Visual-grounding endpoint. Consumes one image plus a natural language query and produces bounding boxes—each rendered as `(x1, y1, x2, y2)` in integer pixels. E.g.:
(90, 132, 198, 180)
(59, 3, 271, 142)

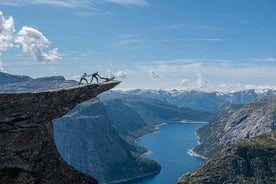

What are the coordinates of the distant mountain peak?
(0, 72, 78, 92)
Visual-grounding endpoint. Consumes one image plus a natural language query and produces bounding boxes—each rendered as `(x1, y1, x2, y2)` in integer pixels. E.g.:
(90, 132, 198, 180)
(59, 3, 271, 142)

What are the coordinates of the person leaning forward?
(90, 72, 101, 83)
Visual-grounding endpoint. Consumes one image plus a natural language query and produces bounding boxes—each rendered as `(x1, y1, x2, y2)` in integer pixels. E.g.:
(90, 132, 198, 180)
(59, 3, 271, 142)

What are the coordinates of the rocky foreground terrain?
(0, 81, 119, 184)
(175, 130, 276, 184)
(175, 95, 276, 184)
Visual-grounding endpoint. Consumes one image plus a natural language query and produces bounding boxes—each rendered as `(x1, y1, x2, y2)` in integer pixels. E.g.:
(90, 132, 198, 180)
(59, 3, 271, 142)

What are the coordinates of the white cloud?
(0, 0, 148, 8)
(255, 57, 276, 62)
(72, 74, 81, 81)
(180, 78, 190, 86)
(195, 74, 208, 89)
(0, 11, 15, 51)
(113, 70, 127, 78)
(150, 70, 163, 80)
(15, 26, 59, 62)
(107, 0, 147, 7)
(0, 60, 4, 71)
(33, 0, 85, 8)
(0, 0, 93, 8)
(110, 59, 276, 91)
(0, 0, 23, 6)
(106, 69, 127, 78)
(133, 58, 276, 90)
(198, 38, 223, 42)
(165, 23, 225, 32)
(0, 11, 59, 63)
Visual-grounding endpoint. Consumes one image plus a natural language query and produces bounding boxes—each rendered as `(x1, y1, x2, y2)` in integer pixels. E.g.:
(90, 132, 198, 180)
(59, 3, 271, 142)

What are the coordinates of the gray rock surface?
(175, 131, 276, 184)
(194, 95, 276, 157)
(0, 81, 120, 184)
(54, 98, 161, 184)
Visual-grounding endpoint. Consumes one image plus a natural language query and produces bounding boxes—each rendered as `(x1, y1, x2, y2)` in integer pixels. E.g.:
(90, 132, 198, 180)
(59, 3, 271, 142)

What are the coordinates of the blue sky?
(0, 0, 276, 91)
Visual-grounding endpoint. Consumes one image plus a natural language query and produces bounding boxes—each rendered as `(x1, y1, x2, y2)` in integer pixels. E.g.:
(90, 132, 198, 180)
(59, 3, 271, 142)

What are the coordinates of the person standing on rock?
(90, 72, 101, 83)
(79, 73, 90, 84)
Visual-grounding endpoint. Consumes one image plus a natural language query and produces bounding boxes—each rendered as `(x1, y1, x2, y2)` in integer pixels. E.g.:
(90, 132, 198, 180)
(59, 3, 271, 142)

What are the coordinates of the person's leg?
(96, 76, 99, 83)
(84, 78, 88, 84)
(79, 78, 83, 84)
(90, 77, 93, 83)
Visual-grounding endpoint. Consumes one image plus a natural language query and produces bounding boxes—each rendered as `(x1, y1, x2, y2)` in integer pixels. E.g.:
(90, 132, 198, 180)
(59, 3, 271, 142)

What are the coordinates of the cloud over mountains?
(16, 26, 59, 62)
(0, 11, 15, 51)
(0, 11, 59, 63)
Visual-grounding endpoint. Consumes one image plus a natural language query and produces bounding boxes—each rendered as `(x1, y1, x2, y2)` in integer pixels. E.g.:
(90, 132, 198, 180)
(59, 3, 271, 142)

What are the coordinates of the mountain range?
(0, 72, 77, 92)
(124, 88, 276, 113)
(1, 72, 275, 184)
(0, 72, 214, 183)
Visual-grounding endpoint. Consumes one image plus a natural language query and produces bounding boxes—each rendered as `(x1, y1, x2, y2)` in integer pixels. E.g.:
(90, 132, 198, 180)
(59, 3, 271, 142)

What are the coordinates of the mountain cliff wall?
(193, 95, 276, 157)
(0, 81, 120, 184)
(175, 131, 276, 184)
(54, 98, 161, 184)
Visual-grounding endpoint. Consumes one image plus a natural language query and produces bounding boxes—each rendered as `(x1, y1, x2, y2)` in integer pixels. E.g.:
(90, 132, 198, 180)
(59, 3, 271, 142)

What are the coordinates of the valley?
(1, 72, 275, 184)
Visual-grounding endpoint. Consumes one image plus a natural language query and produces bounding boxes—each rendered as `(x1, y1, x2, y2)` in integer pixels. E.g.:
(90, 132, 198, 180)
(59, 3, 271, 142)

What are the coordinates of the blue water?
(135, 122, 205, 184)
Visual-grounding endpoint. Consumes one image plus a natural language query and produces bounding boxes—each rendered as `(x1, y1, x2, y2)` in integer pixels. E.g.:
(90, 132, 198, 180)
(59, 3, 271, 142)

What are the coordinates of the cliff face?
(0, 81, 120, 184)
(175, 131, 276, 184)
(54, 98, 161, 184)
(193, 95, 276, 157)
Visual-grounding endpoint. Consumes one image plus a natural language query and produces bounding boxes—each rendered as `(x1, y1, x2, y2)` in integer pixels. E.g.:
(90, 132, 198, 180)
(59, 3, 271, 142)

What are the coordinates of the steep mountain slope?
(54, 94, 214, 183)
(193, 95, 276, 157)
(175, 131, 276, 184)
(54, 98, 161, 184)
(100, 92, 215, 141)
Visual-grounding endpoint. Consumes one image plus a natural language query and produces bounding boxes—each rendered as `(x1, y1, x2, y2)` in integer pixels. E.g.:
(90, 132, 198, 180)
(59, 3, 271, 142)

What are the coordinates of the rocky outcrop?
(193, 95, 276, 157)
(175, 130, 276, 184)
(0, 81, 120, 184)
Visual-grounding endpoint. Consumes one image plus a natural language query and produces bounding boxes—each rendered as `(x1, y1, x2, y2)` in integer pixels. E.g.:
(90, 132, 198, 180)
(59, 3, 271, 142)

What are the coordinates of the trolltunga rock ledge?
(0, 81, 120, 184)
